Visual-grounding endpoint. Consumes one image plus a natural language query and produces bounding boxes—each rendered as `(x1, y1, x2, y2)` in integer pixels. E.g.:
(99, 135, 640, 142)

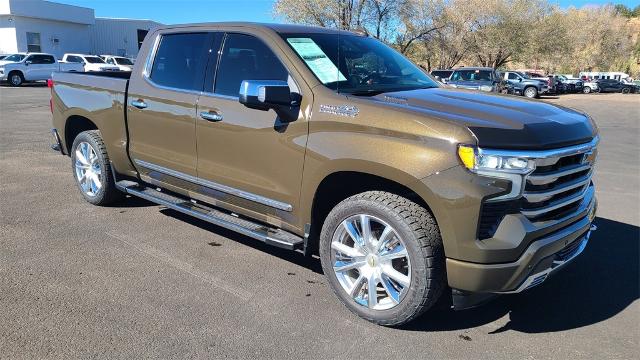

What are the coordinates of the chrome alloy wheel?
(74, 141, 102, 197)
(331, 214, 411, 310)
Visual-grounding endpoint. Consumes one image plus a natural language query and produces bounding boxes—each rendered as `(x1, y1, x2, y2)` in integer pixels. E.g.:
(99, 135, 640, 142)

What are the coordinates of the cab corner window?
(214, 33, 288, 97)
(149, 33, 212, 91)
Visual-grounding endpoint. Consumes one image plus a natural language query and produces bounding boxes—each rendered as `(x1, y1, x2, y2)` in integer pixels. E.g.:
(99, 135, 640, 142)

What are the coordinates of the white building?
(0, 0, 161, 58)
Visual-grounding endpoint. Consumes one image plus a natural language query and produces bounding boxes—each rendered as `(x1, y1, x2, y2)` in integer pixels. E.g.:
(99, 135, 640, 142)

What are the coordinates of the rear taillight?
(48, 79, 54, 114)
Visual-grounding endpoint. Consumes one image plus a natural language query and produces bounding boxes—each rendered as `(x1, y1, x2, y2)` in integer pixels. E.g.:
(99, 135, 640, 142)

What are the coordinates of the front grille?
(477, 140, 596, 239)
(521, 147, 596, 223)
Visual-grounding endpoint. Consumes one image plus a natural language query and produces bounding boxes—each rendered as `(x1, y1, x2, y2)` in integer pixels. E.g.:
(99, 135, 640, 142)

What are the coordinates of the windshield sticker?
(287, 38, 347, 84)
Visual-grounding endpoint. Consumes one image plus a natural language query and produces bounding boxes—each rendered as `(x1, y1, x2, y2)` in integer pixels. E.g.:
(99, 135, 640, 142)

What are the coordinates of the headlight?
(479, 85, 493, 92)
(458, 145, 534, 173)
(458, 144, 536, 200)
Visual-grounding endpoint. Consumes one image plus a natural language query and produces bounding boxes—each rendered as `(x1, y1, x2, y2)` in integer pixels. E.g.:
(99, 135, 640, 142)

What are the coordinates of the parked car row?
(0, 52, 134, 86)
(431, 68, 638, 98)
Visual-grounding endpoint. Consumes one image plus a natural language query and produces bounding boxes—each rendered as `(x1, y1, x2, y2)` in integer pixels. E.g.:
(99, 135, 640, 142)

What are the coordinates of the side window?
(508, 73, 519, 80)
(28, 55, 53, 64)
(149, 32, 212, 91)
(67, 56, 81, 63)
(215, 33, 288, 97)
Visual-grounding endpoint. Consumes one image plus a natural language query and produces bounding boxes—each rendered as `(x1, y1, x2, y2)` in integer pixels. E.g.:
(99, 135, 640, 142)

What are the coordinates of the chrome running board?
(115, 180, 304, 250)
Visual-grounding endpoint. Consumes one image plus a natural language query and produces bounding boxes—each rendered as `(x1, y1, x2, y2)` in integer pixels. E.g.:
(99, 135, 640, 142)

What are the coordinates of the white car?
(100, 55, 135, 71)
(582, 80, 599, 94)
(0, 53, 83, 86)
(61, 54, 121, 72)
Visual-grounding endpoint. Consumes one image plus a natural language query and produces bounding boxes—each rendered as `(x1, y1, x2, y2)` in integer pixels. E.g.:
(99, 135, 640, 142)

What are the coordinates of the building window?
(26, 32, 41, 52)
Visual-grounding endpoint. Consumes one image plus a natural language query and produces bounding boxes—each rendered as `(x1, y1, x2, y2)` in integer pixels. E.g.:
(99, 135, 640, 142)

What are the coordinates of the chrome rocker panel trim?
(133, 159, 293, 212)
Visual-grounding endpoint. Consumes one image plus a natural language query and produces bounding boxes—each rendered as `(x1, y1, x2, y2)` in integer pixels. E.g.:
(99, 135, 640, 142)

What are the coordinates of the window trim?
(206, 31, 297, 100)
(142, 32, 215, 95)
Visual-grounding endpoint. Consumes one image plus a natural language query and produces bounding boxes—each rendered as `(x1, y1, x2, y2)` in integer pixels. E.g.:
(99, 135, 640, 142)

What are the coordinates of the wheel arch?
(64, 115, 98, 154)
(303, 162, 443, 255)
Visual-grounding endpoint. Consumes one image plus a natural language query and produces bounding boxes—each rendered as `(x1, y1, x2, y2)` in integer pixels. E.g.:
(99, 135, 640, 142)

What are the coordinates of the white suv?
(61, 54, 121, 72)
(0, 53, 83, 86)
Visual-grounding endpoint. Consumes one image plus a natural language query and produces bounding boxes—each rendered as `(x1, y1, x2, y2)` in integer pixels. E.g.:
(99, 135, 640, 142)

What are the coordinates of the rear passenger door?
(194, 32, 309, 230)
(127, 31, 216, 185)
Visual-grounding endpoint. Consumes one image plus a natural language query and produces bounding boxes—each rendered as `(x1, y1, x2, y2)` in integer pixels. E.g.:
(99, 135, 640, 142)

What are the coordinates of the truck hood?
(0, 60, 18, 66)
(369, 87, 596, 149)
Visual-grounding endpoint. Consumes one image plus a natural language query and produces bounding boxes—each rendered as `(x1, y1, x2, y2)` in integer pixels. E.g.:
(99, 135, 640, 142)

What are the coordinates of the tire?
(622, 88, 630, 94)
(70, 130, 124, 206)
(8, 71, 23, 87)
(582, 86, 591, 94)
(524, 86, 538, 98)
(319, 191, 445, 326)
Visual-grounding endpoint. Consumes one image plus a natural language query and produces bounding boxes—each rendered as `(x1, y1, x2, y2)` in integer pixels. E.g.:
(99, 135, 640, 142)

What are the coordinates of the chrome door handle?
(131, 99, 147, 109)
(200, 111, 223, 122)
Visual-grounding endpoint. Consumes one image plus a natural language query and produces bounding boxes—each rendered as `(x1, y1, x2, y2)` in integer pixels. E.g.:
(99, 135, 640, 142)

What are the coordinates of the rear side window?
(214, 33, 288, 97)
(66, 55, 82, 63)
(150, 33, 212, 91)
(29, 55, 55, 64)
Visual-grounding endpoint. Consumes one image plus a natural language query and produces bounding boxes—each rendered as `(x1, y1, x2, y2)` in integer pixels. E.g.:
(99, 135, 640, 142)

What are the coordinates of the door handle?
(200, 111, 223, 122)
(131, 99, 147, 109)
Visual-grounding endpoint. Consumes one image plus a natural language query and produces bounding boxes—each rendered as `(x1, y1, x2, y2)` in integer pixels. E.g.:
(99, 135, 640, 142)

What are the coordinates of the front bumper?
(446, 188, 596, 293)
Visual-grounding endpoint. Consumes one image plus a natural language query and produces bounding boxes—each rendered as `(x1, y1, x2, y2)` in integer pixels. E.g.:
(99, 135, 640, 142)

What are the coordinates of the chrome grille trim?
(523, 170, 593, 203)
(521, 185, 593, 217)
(527, 163, 592, 185)
(519, 137, 598, 222)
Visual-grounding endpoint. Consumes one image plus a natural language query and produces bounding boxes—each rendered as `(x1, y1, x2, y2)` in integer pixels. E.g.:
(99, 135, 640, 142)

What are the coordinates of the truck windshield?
(450, 70, 493, 82)
(85, 56, 106, 64)
(3, 54, 26, 62)
(115, 57, 134, 65)
(280, 33, 438, 95)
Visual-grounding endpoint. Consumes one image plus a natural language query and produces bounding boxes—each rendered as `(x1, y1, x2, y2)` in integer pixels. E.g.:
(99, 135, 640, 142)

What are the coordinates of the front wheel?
(70, 130, 124, 205)
(319, 191, 445, 326)
(583, 86, 591, 94)
(524, 86, 538, 98)
(622, 88, 630, 94)
(8, 71, 23, 86)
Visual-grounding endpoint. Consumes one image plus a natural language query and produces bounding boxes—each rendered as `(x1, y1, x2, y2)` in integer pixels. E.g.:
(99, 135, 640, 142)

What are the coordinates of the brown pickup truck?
(50, 23, 598, 326)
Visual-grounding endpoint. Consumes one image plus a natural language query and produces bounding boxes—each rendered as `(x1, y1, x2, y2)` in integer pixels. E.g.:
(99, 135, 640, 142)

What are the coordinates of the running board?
(116, 181, 304, 250)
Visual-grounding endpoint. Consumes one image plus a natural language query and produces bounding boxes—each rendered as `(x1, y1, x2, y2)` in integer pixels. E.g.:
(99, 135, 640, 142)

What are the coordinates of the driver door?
(195, 32, 309, 230)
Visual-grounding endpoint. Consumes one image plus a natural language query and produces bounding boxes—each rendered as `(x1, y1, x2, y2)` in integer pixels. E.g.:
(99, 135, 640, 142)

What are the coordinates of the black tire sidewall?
(9, 72, 23, 86)
(70, 131, 112, 205)
(319, 195, 441, 325)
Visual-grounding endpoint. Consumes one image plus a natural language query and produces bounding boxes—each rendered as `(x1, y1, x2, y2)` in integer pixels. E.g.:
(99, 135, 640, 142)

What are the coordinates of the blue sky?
(52, 0, 640, 25)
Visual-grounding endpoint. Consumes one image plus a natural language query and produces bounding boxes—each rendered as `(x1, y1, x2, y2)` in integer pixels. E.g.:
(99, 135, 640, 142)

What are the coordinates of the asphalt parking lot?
(1, 85, 638, 359)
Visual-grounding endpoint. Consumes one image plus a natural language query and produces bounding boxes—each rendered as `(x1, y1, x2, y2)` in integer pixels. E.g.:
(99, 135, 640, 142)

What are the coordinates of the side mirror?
(239, 80, 300, 122)
(25, 60, 32, 66)
(518, 78, 522, 82)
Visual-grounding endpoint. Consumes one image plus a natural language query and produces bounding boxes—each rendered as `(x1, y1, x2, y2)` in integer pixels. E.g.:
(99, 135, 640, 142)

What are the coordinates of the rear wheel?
(319, 191, 445, 326)
(582, 86, 591, 94)
(524, 86, 538, 98)
(8, 71, 23, 87)
(71, 130, 124, 206)
(622, 87, 630, 94)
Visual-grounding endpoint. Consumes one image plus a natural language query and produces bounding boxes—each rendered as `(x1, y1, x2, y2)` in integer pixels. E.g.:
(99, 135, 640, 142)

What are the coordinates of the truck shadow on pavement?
(158, 209, 638, 333)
